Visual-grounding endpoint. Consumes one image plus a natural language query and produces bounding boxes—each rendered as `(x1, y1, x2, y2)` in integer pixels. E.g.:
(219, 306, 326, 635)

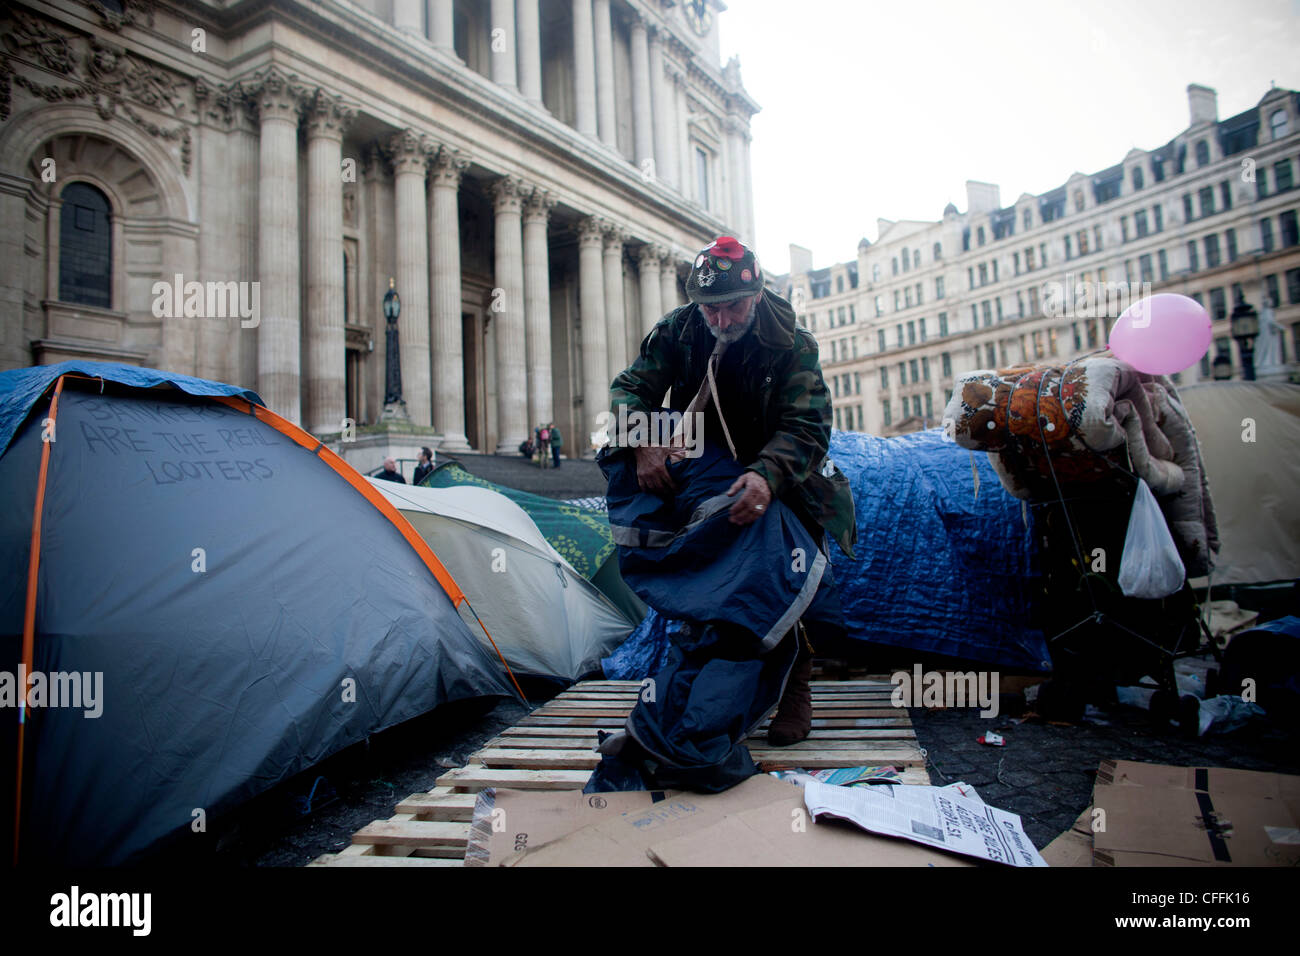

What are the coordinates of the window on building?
(978, 263, 988, 285)
(1023, 208, 1032, 230)
(1132, 166, 1145, 191)
(1286, 268, 1300, 304)
(981, 301, 992, 327)
(913, 250, 921, 269)
(1277, 160, 1296, 193)
(1220, 181, 1233, 212)
(838, 306, 846, 326)
(1078, 229, 1090, 255)
(1025, 247, 1036, 271)
(996, 297, 1004, 322)
(938, 312, 949, 336)
(1158, 249, 1169, 280)
(925, 393, 933, 418)
(1198, 186, 1215, 218)
(968, 266, 975, 289)
(1124, 259, 1133, 283)
(985, 343, 997, 366)
(904, 287, 913, 308)
(1133, 210, 1148, 239)
(877, 329, 886, 351)
(921, 356, 930, 381)
(935, 276, 945, 299)
(1283, 210, 1300, 247)
(913, 395, 923, 418)
(695, 147, 710, 208)
(977, 226, 986, 246)
(970, 304, 978, 326)
(1153, 204, 1163, 233)
(933, 241, 942, 260)
(1271, 109, 1290, 141)
(1013, 252, 1021, 275)
(1225, 228, 1238, 262)
(1064, 235, 1073, 259)
(907, 321, 916, 345)
(892, 257, 899, 276)
(880, 366, 888, 388)
(919, 317, 927, 341)
(1072, 322, 1082, 351)
(909, 358, 919, 382)
(1183, 193, 1194, 222)
(897, 323, 904, 347)
(882, 399, 892, 427)
(1040, 243, 1048, 267)
(941, 352, 951, 377)
(1028, 286, 1040, 314)
(1210, 287, 1227, 319)
(916, 282, 923, 305)
(902, 252, 910, 273)
(894, 289, 901, 310)
(1204, 234, 1221, 269)
(850, 305, 857, 323)
(58, 182, 113, 308)
(1187, 239, 1200, 272)
(1195, 139, 1210, 167)
(1139, 254, 1154, 283)
(1261, 217, 1275, 253)
(1120, 216, 1130, 242)
(1073, 188, 1085, 212)
(836, 276, 844, 293)
(875, 295, 883, 317)
(1264, 273, 1280, 307)
(1152, 156, 1166, 182)
(898, 361, 907, 384)
(1258, 167, 1271, 200)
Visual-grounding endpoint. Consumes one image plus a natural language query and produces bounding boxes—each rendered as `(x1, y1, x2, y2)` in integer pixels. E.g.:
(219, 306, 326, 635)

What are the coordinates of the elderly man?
(606, 236, 855, 750)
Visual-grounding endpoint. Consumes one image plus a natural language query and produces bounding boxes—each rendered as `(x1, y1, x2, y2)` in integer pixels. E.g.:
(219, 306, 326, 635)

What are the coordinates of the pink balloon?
(1108, 293, 1213, 375)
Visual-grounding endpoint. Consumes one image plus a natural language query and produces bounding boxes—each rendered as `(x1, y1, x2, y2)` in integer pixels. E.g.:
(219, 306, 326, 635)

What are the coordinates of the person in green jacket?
(608, 236, 856, 745)
(548, 422, 562, 468)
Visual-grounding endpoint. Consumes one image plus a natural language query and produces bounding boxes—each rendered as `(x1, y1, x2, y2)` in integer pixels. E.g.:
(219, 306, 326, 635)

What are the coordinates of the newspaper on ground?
(803, 779, 1047, 867)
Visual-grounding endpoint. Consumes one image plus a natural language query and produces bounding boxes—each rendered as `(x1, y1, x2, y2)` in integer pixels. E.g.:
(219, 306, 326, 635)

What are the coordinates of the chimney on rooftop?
(1187, 84, 1218, 127)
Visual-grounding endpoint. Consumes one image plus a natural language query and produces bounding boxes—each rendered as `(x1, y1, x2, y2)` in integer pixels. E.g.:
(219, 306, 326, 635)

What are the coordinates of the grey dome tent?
(0, 362, 518, 865)
(366, 478, 637, 681)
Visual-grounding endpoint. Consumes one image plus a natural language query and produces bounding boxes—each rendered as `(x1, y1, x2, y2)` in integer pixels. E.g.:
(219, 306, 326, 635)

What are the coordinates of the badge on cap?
(740, 269, 752, 282)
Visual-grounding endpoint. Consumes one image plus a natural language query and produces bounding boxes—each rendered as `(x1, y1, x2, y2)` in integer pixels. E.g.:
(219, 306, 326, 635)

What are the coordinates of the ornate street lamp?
(1229, 292, 1259, 382)
(381, 277, 408, 420)
(1211, 351, 1233, 380)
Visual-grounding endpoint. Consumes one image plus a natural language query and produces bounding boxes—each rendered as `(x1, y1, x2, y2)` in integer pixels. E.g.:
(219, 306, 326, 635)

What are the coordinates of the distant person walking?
(412, 447, 434, 486)
(548, 423, 562, 468)
(376, 457, 405, 483)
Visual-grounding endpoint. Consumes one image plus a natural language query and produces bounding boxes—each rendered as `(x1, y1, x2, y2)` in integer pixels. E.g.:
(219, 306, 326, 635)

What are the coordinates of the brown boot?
(767, 629, 813, 747)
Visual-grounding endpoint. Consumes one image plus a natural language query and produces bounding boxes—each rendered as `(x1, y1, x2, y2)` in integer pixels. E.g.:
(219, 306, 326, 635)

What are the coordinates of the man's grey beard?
(706, 297, 758, 343)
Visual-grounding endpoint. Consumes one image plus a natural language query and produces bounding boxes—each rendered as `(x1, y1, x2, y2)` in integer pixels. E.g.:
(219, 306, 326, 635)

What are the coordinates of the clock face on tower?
(684, 0, 713, 37)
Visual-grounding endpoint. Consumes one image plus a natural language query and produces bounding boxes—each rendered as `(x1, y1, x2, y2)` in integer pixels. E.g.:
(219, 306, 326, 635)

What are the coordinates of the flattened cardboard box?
(466, 775, 972, 867)
(1091, 760, 1300, 867)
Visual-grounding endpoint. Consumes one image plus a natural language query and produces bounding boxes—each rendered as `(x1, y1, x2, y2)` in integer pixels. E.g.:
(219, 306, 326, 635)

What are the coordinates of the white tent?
(1180, 381, 1300, 587)
(367, 478, 637, 681)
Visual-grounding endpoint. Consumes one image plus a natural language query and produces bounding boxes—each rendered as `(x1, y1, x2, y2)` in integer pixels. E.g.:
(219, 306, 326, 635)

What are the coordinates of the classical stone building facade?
(782, 84, 1300, 437)
(0, 0, 758, 455)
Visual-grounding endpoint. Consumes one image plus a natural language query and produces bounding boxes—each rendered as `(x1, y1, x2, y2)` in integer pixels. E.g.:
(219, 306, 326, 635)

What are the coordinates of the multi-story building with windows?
(783, 84, 1300, 436)
(0, 0, 757, 455)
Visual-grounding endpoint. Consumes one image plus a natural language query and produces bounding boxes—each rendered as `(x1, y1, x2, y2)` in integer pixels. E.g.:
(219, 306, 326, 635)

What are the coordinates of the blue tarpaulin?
(0, 360, 262, 459)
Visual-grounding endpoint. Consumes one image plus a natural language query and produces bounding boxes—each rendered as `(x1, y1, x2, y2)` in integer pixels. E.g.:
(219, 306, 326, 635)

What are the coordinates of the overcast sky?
(718, 0, 1300, 275)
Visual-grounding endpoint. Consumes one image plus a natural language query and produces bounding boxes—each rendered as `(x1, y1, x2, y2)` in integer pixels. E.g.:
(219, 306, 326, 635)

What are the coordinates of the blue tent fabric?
(585, 444, 841, 793)
(601, 607, 676, 680)
(827, 428, 1048, 671)
(0, 360, 262, 459)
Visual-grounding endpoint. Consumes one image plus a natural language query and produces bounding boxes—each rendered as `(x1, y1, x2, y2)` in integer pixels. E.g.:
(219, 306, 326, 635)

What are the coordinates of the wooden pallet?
(311, 678, 929, 867)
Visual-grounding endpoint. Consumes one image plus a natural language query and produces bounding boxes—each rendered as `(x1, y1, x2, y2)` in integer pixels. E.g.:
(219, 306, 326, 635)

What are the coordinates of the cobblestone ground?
(909, 700, 1300, 849)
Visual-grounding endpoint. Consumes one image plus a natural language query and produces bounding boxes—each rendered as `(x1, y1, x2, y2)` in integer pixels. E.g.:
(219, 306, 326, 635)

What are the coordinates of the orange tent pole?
(14, 374, 65, 865)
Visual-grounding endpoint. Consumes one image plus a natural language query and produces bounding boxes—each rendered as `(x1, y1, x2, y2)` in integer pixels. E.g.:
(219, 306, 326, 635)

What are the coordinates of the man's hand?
(634, 445, 675, 494)
(727, 471, 772, 525)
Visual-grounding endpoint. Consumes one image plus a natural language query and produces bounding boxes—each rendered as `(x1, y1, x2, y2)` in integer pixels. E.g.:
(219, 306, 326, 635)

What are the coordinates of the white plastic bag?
(1117, 479, 1185, 599)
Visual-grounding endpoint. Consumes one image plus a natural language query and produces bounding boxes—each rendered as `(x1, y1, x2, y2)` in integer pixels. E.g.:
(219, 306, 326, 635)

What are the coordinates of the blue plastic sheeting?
(601, 607, 676, 680)
(0, 361, 262, 459)
(828, 428, 1048, 671)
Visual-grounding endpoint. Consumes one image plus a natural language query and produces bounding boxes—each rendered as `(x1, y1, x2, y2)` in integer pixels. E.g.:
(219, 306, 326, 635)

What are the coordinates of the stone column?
(304, 89, 355, 434)
(429, 146, 472, 452)
(430, 0, 455, 49)
(491, 175, 528, 454)
(602, 223, 628, 378)
(637, 244, 664, 336)
(389, 129, 435, 427)
(490, 0, 518, 89)
(741, 131, 756, 246)
(577, 216, 607, 449)
(523, 186, 556, 431)
(630, 15, 654, 176)
(572, 0, 597, 137)
(593, 0, 616, 148)
(675, 72, 691, 202)
(253, 68, 305, 423)
(517, 0, 542, 102)
(393, 0, 422, 34)
(649, 28, 673, 189)
(659, 250, 680, 311)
